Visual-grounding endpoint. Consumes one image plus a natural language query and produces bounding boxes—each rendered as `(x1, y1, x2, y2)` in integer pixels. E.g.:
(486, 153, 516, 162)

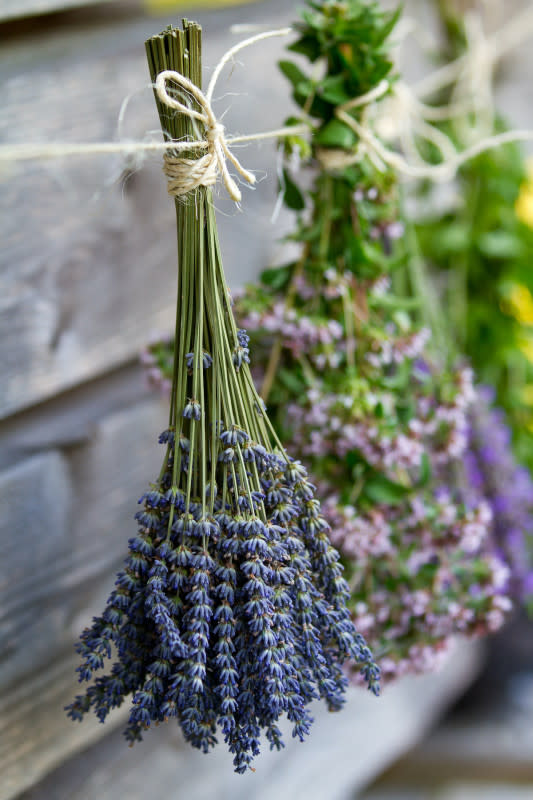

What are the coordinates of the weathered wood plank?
(0, 399, 166, 691)
(0, 362, 152, 471)
(0, 0, 110, 23)
(0, 451, 72, 689)
(15, 642, 482, 800)
(0, 399, 171, 798)
(0, 0, 295, 421)
(0, 0, 263, 25)
(0, 652, 128, 800)
(382, 683, 533, 785)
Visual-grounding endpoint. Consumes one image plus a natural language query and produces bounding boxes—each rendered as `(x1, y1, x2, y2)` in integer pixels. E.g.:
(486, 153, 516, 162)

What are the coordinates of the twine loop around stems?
(155, 69, 256, 203)
(153, 29, 293, 202)
(5, 13, 533, 192)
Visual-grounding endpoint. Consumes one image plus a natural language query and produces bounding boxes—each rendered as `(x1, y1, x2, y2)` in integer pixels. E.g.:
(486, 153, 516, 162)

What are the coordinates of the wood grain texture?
(0, 399, 167, 692)
(0, 652, 128, 800)
(16, 642, 482, 800)
(0, 398, 171, 798)
(0, 451, 72, 690)
(0, 362, 152, 471)
(0, 0, 110, 23)
(387, 682, 533, 784)
(0, 0, 296, 420)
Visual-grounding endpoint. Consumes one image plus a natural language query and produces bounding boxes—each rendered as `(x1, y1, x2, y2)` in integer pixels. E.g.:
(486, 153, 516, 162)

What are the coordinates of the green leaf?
(369, 294, 421, 310)
(346, 451, 361, 470)
(293, 218, 322, 243)
(315, 119, 357, 149)
(278, 60, 327, 114)
(278, 367, 305, 394)
(477, 231, 524, 259)
(282, 168, 305, 211)
(418, 452, 431, 487)
(278, 60, 308, 91)
(320, 75, 352, 105)
(288, 34, 322, 62)
(431, 222, 471, 256)
(261, 266, 290, 291)
(363, 474, 410, 505)
(380, 7, 403, 45)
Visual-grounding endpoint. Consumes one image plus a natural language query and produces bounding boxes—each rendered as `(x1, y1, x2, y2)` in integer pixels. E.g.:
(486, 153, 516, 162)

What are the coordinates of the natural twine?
(154, 29, 297, 202)
(317, 3, 533, 181)
(1, 28, 307, 205)
(155, 69, 256, 202)
(3, 8, 533, 199)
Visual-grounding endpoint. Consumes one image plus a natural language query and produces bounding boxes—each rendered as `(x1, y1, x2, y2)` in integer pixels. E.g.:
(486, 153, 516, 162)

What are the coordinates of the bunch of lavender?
(464, 386, 533, 604)
(66, 21, 379, 773)
(142, 2, 513, 681)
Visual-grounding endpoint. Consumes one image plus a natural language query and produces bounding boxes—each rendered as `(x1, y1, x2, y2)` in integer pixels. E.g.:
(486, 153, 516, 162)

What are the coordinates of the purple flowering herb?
(464, 386, 533, 602)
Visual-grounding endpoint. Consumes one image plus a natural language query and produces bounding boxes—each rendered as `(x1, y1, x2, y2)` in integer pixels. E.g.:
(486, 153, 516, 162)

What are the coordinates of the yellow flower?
(507, 284, 533, 326)
(519, 333, 533, 363)
(522, 385, 533, 406)
(515, 159, 533, 228)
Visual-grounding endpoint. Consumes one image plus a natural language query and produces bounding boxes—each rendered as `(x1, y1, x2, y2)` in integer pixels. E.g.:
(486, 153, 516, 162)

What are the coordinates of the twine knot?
(155, 69, 256, 203)
(206, 122, 225, 144)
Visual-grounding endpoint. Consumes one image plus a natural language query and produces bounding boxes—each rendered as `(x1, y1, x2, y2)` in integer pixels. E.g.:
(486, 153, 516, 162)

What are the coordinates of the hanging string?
(318, 3, 533, 181)
(156, 28, 299, 202)
(0, 28, 308, 204)
(2, 8, 533, 197)
(156, 69, 256, 202)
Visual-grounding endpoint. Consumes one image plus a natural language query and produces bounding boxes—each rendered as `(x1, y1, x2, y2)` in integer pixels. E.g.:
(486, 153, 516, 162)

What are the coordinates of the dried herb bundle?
(234, 0, 512, 679)
(142, 2, 515, 680)
(67, 20, 379, 773)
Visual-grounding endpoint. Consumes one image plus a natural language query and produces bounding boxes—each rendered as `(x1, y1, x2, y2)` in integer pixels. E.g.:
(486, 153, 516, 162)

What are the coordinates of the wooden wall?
(2, 0, 530, 796)
(0, 1, 296, 794)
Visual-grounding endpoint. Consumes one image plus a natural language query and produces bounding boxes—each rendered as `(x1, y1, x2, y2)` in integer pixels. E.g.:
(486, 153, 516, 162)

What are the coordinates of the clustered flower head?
(67, 18, 379, 769)
(243, 301, 344, 365)
(326, 489, 513, 682)
(464, 385, 533, 603)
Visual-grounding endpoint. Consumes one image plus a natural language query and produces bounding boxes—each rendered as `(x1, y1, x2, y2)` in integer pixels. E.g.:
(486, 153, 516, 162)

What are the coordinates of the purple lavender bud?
(183, 400, 201, 420)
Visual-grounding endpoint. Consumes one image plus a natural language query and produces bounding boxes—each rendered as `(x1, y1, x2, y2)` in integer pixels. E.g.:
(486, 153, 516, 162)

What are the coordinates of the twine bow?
(155, 70, 256, 203)
(154, 29, 292, 203)
(4, 15, 533, 192)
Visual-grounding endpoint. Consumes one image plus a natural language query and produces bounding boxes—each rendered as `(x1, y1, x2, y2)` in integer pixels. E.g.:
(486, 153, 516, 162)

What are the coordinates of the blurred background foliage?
(412, 0, 533, 471)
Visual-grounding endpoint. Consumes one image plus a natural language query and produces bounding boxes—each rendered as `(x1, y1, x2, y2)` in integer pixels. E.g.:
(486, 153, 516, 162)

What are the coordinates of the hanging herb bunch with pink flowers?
(143, 0, 516, 682)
